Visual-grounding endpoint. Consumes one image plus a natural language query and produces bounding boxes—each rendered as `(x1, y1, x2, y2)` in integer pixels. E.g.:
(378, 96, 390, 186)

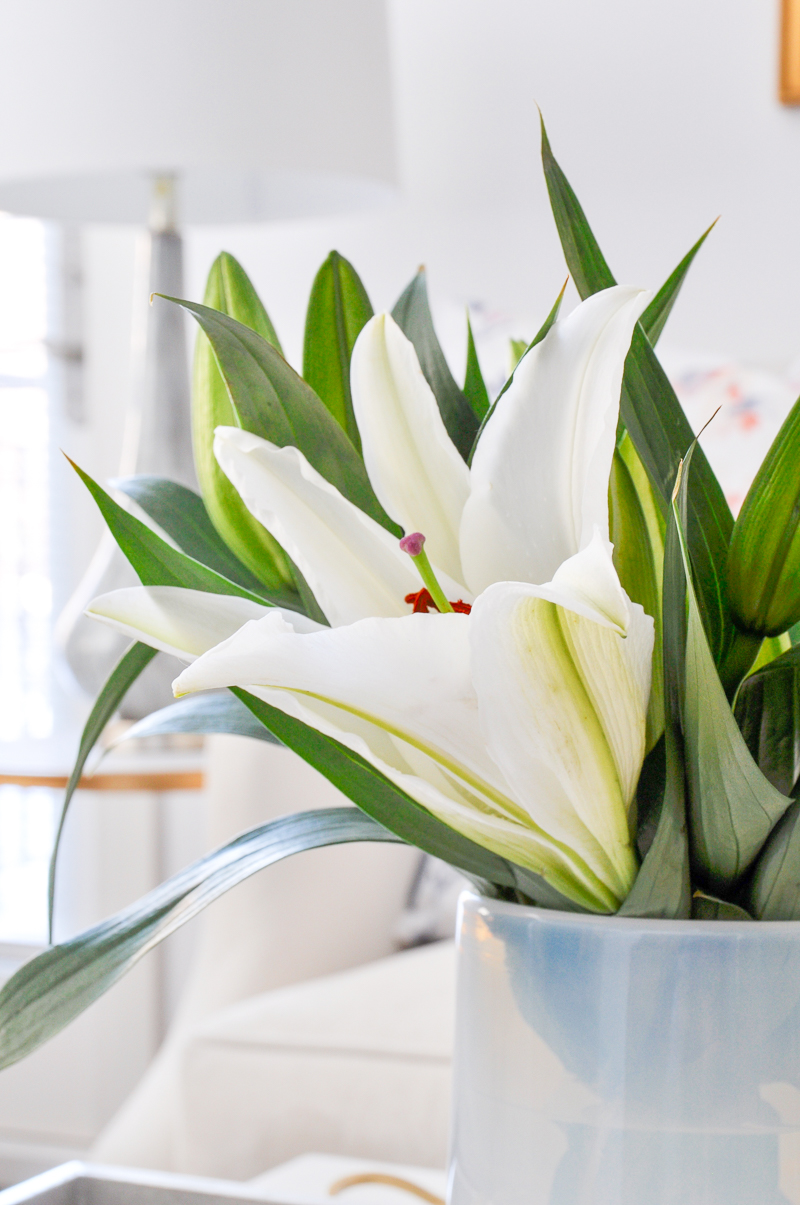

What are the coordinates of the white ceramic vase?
(450, 892, 800, 1205)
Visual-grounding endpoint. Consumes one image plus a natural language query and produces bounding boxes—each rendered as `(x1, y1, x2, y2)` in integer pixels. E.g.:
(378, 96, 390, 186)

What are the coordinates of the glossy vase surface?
(450, 892, 800, 1205)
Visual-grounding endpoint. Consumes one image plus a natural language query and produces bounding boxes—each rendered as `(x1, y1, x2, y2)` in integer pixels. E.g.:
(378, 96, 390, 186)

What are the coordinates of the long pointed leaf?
(302, 251, 373, 450)
(463, 313, 490, 420)
(540, 119, 738, 674)
(640, 220, 718, 346)
(391, 269, 479, 461)
(0, 809, 402, 1071)
(68, 458, 290, 608)
(618, 509, 691, 918)
(164, 297, 399, 537)
(48, 642, 157, 940)
(113, 475, 289, 603)
(121, 692, 282, 745)
(673, 450, 792, 891)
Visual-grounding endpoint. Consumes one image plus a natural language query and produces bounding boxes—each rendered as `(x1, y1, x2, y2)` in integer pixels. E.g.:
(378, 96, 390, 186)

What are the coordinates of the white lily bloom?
(86, 586, 321, 660)
(170, 599, 645, 911)
(350, 312, 470, 585)
(87, 285, 655, 909)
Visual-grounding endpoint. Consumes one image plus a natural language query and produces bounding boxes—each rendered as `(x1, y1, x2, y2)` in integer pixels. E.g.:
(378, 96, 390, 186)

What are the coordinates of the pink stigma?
(399, 532, 426, 557)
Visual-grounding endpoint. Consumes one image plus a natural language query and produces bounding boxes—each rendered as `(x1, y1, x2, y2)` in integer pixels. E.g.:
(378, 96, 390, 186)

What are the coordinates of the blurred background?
(0, 0, 799, 1187)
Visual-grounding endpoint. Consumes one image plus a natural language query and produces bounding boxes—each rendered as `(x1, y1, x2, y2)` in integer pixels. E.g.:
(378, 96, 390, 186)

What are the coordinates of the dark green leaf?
(734, 643, 800, 796)
(167, 296, 399, 537)
(726, 395, 800, 636)
(192, 253, 294, 592)
(619, 516, 692, 920)
(673, 449, 792, 892)
(468, 280, 567, 465)
(639, 220, 717, 347)
(392, 269, 479, 461)
(463, 313, 490, 420)
(540, 118, 738, 676)
(48, 642, 157, 941)
(750, 798, 800, 919)
(0, 809, 402, 1071)
(121, 691, 283, 746)
(113, 475, 290, 603)
(302, 251, 373, 451)
(68, 457, 290, 607)
(232, 689, 588, 912)
(691, 890, 752, 920)
(609, 435, 664, 751)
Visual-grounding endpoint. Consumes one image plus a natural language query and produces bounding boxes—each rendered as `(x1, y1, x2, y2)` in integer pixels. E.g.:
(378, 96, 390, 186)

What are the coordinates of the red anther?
(404, 590, 472, 615)
(405, 588, 435, 613)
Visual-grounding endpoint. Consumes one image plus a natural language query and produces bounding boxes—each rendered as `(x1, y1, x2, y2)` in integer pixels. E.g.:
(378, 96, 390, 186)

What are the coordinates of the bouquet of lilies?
(1, 122, 799, 1071)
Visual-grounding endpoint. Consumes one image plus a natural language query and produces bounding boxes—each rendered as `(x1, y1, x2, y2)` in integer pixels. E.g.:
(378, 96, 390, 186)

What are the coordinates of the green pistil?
(399, 532, 454, 614)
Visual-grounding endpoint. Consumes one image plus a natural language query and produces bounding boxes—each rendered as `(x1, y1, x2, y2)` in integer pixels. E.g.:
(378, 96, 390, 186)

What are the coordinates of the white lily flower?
(87, 284, 654, 909)
(212, 286, 648, 621)
(165, 551, 650, 909)
(86, 586, 322, 660)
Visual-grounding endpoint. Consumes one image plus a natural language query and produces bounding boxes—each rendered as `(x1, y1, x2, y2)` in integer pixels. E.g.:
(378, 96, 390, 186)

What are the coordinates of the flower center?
(405, 588, 471, 615)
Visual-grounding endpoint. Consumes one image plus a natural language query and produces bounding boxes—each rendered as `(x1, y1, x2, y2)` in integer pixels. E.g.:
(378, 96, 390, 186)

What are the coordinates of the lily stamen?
(399, 532, 455, 614)
(404, 588, 472, 615)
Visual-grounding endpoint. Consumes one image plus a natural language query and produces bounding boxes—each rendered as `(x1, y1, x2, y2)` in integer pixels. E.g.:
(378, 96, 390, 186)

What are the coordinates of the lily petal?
(173, 612, 620, 911)
(471, 575, 652, 898)
(86, 586, 319, 661)
(214, 427, 439, 626)
(350, 313, 470, 585)
(460, 286, 650, 594)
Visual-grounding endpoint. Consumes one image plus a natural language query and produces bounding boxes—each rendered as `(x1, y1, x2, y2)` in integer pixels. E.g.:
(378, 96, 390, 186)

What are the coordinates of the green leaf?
(691, 890, 753, 920)
(734, 643, 800, 796)
(0, 809, 403, 1071)
(232, 689, 587, 912)
(749, 798, 800, 919)
(48, 642, 157, 941)
(540, 117, 714, 348)
(113, 475, 296, 604)
(170, 296, 399, 537)
(726, 394, 800, 636)
(192, 253, 294, 593)
(609, 433, 665, 751)
(540, 118, 738, 676)
(673, 449, 792, 892)
(121, 691, 283, 746)
(463, 313, 490, 420)
(468, 280, 567, 466)
(639, 220, 718, 347)
(302, 251, 373, 451)
(68, 457, 291, 607)
(391, 269, 479, 461)
(619, 507, 692, 919)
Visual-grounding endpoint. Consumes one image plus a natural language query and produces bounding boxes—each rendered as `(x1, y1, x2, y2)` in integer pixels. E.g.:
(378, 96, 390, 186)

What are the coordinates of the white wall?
(179, 0, 800, 378)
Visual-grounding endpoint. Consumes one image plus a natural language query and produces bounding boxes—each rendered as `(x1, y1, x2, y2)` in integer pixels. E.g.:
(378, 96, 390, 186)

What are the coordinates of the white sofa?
(91, 735, 456, 1176)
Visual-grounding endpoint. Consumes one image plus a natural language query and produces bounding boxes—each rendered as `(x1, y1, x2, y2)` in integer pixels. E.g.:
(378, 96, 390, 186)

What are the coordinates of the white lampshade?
(0, 0, 397, 224)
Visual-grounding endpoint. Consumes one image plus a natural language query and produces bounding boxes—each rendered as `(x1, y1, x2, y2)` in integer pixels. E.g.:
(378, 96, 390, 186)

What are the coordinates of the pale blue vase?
(449, 892, 800, 1205)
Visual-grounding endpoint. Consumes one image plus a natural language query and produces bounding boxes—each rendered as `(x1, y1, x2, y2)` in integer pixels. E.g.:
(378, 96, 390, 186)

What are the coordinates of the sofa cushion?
(173, 941, 455, 1179)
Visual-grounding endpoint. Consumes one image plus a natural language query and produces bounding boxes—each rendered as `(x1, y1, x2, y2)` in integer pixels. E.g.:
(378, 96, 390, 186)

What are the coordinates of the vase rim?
(462, 890, 800, 934)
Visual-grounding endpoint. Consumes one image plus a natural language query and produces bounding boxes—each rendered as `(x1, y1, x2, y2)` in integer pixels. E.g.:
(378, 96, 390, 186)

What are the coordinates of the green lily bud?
(193, 252, 294, 593)
(302, 250, 373, 452)
(726, 395, 800, 637)
(609, 430, 666, 751)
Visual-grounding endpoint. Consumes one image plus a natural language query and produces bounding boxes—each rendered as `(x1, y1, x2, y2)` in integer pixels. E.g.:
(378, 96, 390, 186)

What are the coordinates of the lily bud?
(726, 395, 800, 637)
(302, 251, 373, 451)
(193, 253, 294, 593)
